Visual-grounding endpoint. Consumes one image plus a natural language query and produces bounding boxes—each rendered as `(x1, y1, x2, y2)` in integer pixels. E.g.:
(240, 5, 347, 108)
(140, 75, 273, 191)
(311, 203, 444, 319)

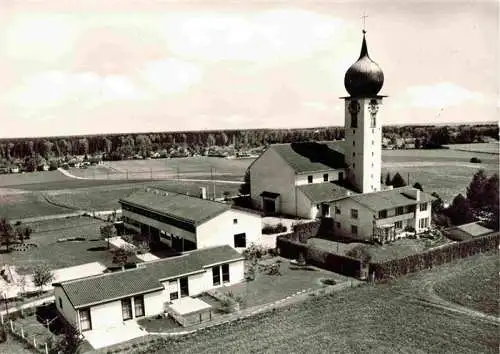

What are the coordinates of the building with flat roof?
(119, 189, 262, 251)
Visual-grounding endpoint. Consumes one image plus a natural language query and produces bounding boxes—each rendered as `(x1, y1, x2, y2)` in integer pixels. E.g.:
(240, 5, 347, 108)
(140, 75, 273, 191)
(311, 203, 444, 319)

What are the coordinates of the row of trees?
(1, 124, 497, 164)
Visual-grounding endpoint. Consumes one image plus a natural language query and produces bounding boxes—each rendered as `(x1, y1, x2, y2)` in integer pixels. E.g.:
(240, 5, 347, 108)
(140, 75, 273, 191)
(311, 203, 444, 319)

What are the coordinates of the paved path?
(57, 167, 242, 184)
(0, 296, 55, 318)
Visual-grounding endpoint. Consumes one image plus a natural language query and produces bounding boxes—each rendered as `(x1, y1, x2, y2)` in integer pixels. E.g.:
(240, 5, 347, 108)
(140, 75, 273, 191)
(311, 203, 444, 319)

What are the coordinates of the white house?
(249, 141, 348, 217)
(328, 186, 434, 243)
(53, 245, 244, 333)
(119, 189, 262, 251)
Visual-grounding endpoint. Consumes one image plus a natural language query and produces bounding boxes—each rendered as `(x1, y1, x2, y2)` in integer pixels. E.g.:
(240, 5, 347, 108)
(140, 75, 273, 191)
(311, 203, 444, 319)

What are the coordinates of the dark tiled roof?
(349, 187, 436, 211)
(57, 268, 163, 309)
(144, 245, 244, 281)
(119, 190, 230, 225)
(297, 183, 356, 203)
(57, 246, 243, 308)
(269, 141, 346, 173)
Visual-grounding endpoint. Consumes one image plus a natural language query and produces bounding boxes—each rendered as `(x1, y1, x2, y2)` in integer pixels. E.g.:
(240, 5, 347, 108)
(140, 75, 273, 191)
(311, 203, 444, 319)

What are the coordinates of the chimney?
(200, 187, 207, 200)
(346, 191, 351, 196)
(416, 189, 420, 201)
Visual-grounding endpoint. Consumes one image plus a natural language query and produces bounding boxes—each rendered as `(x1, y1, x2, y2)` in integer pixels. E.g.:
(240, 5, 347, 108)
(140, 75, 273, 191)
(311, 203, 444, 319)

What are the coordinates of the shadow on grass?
(87, 246, 108, 251)
(289, 266, 317, 271)
(0, 249, 12, 254)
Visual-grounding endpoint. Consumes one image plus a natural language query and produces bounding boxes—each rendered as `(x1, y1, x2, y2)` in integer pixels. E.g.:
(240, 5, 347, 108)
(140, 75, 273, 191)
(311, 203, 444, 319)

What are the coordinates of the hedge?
(370, 232, 499, 281)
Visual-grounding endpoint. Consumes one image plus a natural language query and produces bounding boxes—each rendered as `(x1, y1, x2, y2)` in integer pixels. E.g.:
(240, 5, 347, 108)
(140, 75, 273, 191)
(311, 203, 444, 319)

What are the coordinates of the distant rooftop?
(267, 141, 346, 173)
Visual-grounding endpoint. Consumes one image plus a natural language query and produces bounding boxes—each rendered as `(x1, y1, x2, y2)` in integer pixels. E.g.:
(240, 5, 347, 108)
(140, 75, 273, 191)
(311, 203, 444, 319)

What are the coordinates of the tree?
(384, 172, 392, 186)
(445, 194, 474, 226)
(100, 224, 114, 249)
(413, 182, 423, 191)
(431, 192, 444, 214)
(391, 173, 407, 188)
(239, 169, 250, 195)
(112, 246, 135, 271)
(483, 174, 499, 230)
(32, 264, 54, 294)
(0, 218, 15, 252)
(49, 322, 83, 354)
(466, 169, 488, 211)
(15, 226, 32, 244)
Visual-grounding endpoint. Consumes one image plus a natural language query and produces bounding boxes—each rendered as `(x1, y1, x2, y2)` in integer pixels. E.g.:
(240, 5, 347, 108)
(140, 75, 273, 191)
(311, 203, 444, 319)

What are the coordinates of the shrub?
(346, 245, 372, 263)
(262, 223, 287, 234)
(0, 325, 7, 343)
(470, 157, 482, 163)
(243, 244, 267, 260)
(404, 226, 415, 233)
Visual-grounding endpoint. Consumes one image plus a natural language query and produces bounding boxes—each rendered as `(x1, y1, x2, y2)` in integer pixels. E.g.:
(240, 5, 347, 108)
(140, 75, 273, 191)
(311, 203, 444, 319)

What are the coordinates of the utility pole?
(150, 167, 153, 181)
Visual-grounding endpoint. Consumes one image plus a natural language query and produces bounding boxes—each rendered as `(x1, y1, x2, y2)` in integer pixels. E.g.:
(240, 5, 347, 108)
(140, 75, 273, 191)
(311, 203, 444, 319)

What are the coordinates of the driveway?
(84, 321, 147, 349)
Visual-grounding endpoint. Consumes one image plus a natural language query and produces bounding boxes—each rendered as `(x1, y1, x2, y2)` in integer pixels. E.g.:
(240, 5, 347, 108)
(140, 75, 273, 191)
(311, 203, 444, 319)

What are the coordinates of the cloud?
(160, 9, 346, 62)
(403, 82, 485, 108)
(140, 59, 204, 95)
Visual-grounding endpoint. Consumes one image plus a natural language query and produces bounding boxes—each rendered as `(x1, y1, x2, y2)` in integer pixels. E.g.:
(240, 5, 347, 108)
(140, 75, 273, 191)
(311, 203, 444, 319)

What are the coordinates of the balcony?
(375, 212, 415, 227)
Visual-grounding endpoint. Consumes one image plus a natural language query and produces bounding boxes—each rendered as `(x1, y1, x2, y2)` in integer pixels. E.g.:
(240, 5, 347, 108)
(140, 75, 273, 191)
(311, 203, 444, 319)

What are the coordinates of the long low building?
(53, 245, 244, 333)
(119, 189, 262, 251)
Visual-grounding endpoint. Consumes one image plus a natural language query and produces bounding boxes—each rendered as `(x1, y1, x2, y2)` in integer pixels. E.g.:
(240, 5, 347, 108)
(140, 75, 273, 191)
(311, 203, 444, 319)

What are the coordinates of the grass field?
(141, 254, 499, 354)
(445, 142, 500, 154)
(0, 192, 71, 220)
(434, 255, 498, 316)
(3, 217, 129, 274)
(0, 336, 34, 354)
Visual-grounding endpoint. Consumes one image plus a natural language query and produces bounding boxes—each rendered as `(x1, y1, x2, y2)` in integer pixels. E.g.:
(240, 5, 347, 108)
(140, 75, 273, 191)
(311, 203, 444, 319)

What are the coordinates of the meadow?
(3, 217, 131, 274)
(445, 142, 499, 155)
(142, 254, 499, 354)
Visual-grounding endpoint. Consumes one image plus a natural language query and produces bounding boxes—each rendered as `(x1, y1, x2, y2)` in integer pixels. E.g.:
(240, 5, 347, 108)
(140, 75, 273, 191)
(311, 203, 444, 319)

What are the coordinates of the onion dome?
(344, 30, 384, 97)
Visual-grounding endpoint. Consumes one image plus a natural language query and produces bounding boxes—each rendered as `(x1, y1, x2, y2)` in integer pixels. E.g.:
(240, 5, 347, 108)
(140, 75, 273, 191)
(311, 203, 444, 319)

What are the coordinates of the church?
(250, 30, 435, 243)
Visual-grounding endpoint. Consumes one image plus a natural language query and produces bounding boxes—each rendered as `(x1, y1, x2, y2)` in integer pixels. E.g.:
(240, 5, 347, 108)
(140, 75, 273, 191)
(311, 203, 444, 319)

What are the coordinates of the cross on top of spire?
(361, 13, 368, 33)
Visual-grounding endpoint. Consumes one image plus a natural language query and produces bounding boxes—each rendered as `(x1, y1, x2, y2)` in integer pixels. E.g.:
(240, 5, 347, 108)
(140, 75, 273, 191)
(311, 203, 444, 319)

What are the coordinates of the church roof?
(297, 182, 356, 203)
(349, 187, 435, 211)
(269, 141, 346, 173)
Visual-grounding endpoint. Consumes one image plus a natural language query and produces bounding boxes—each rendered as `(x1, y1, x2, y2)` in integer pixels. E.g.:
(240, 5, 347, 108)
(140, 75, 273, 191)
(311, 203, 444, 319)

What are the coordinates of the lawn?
(0, 171, 74, 188)
(3, 217, 137, 274)
(0, 192, 71, 220)
(0, 336, 34, 354)
(137, 315, 182, 332)
(434, 254, 498, 316)
(308, 236, 451, 263)
(444, 142, 499, 155)
(209, 257, 351, 309)
(140, 254, 499, 354)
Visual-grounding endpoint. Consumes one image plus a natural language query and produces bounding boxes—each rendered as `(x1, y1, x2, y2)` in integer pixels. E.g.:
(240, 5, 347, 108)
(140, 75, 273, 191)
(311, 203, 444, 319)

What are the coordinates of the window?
(353, 152, 356, 157)
(396, 207, 404, 216)
(323, 173, 329, 182)
(233, 218, 238, 224)
(350, 209, 358, 219)
(378, 210, 387, 218)
(121, 298, 133, 321)
(339, 172, 344, 181)
(419, 218, 429, 229)
(372, 152, 374, 156)
(307, 175, 313, 184)
(353, 141, 356, 146)
(351, 225, 358, 235)
(321, 204, 330, 216)
(352, 163, 356, 169)
(169, 291, 179, 301)
(371, 116, 376, 128)
(372, 140, 374, 145)
(212, 266, 221, 286)
(222, 264, 230, 283)
(79, 309, 91, 331)
(351, 115, 358, 128)
(420, 203, 428, 212)
(134, 296, 145, 318)
(335, 206, 341, 215)
(180, 277, 189, 297)
(336, 222, 341, 229)
(58, 297, 62, 309)
(234, 233, 246, 248)
(394, 221, 403, 229)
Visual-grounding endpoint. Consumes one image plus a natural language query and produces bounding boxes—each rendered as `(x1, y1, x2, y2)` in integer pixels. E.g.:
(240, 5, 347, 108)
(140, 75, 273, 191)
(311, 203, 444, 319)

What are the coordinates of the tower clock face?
(348, 100, 360, 115)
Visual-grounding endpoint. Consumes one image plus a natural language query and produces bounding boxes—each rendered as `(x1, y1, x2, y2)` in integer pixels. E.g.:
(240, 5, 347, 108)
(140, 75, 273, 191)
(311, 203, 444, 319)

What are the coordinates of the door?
(321, 204, 330, 217)
(179, 277, 189, 298)
(263, 198, 276, 214)
(79, 309, 92, 331)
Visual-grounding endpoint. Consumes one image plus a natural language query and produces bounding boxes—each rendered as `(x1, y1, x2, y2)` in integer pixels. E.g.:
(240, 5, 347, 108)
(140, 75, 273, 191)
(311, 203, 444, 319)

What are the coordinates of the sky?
(0, 0, 498, 138)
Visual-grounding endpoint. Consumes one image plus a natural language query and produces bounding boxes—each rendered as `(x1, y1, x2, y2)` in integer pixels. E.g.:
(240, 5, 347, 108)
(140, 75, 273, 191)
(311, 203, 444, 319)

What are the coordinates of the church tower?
(342, 29, 386, 193)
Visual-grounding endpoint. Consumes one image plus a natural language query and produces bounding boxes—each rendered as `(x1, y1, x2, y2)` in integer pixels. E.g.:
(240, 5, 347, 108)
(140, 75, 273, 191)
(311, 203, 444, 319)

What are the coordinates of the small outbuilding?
(167, 297, 213, 327)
